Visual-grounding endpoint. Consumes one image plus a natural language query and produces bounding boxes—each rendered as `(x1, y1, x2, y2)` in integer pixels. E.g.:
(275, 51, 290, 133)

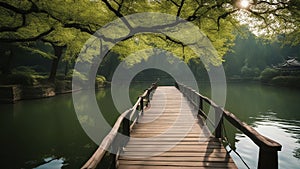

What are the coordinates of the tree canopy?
(0, 0, 299, 73)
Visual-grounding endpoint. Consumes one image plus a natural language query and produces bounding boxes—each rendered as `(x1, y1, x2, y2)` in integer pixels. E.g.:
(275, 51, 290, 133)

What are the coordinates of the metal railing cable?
(221, 120, 251, 169)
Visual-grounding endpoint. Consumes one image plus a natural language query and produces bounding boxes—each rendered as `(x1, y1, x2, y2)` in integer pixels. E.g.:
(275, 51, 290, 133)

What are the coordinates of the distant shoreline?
(0, 80, 107, 104)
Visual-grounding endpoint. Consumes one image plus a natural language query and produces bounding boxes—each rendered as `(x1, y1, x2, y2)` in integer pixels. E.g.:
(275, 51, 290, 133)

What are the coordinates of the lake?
(0, 82, 299, 168)
(222, 82, 300, 169)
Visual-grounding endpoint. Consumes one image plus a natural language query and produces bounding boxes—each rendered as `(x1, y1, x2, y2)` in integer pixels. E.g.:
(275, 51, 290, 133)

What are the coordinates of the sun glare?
(240, 0, 250, 9)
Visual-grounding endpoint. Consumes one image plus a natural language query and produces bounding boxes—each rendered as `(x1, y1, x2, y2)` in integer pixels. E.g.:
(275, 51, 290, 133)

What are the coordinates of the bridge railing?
(81, 82, 158, 169)
(175, 82, 282, 169)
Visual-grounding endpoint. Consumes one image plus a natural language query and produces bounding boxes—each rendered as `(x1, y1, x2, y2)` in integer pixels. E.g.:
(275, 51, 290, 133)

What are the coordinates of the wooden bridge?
(82, 82, 282, 169)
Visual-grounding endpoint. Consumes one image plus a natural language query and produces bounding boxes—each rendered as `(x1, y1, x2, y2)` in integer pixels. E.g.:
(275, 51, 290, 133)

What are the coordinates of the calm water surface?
(0, 82, 299, 168)
(222, 83, 300, 169)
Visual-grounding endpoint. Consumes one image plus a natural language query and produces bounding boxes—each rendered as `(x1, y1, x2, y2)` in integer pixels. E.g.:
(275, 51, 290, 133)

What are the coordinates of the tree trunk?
(64, 61, 69, 77)
(1, 50, 13, 75)
(48, 45, 63, 82)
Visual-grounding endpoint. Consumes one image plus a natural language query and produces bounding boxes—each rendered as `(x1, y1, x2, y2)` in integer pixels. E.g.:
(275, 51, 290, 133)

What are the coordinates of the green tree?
(223, 28, 300, 79)
(0, 0, 299, 80)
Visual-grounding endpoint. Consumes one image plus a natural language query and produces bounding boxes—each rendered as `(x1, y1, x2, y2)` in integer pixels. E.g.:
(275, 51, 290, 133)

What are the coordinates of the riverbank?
(226, 75, 300, 88)
(261, 76, 300, 88)
(0, 82, 70, 103)
(0, 80, 107, 104)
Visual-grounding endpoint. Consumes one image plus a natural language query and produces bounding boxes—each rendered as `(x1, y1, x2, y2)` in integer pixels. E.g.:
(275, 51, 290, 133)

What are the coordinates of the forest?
(0, 0, 300, 90)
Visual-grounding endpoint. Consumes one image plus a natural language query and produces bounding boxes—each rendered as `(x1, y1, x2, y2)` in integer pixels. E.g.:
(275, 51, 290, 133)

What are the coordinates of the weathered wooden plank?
(118, 160, 236, 167)
(132, 124, 200, 128)
(125, 138, 217, 143)
(124, 143, 222, 147)
(123, 147, 228, 153)
(118, 165, 234, 169)
(133, 125, 200, 128)
(126, 139, 220, 145)
(130, 134, 212, 138)
(131, 132, 209, 136)
(144, 109, 192, 112)
(119, 156, 233, 162)
(121, 151, 230, 158)
(131, 129, 203, 134)
(130, 136, 212, 139)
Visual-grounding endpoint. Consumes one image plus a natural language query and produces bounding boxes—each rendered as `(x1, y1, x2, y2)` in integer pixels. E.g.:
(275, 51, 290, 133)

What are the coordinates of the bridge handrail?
(175, 82, 282, 169)
(82, 82, 158, 169)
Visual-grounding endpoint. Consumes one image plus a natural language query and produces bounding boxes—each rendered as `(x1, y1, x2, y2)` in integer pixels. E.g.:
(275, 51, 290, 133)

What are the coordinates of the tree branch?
(101, 0, 133, 30)
(113, 0, 124, 12)
(64, 23, 94, 34)
(0, 1, 31, 14)
(186, 5, 201, 21)
(0, 1, 98, 35)
(167, 0, 180, 7)
(217, 9, 238, 31)
(0, 27, 54, 42)
(177, 0, 185, 17)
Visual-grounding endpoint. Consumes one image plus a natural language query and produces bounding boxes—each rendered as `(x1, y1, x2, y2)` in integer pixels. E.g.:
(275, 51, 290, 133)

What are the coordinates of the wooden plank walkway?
(118, 86, 237, 169)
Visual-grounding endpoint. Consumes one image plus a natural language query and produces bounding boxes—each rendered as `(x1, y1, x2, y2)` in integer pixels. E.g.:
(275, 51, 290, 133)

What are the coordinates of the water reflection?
(222, 83, 300, 169)
(232, 114, 300, 169)
(0, 82, 152, 168)
(0, 82, 299, 168)
(255, 113, 300, 167)
(33, 157, 66, 169)
(0, 93, 98, 169)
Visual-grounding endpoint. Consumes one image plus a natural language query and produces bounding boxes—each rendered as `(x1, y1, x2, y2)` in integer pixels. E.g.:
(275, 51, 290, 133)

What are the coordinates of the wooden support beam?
(214, 107, 223, 138)
(198, 96, 203, 115)
(258, 148, 279, 169)
(123, 112, 130, 137)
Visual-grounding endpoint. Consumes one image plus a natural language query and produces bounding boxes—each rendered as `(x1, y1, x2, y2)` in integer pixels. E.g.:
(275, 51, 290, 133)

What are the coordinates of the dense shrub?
(15, 66, 38, 74)
(65, 69, 75, 80)
(241, 66, 260, 78)
(0, 66, 38, 86)
(5, 73, 35, 86)
(96, 75, 106, 88)
(260, 68, 280, 82)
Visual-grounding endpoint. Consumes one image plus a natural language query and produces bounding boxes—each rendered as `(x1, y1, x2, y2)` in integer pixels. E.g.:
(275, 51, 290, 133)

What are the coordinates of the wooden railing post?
(109, 145, 117, 169)
(146, 91, 150, 107)
(175, 82, 178, 89)
(258, 147, 279, 169)
(191, 89, 195, 102)
(140, 96, 144, 115)
(122, 112, 130, 137)
(215, 107, 223, 138)
(198, 96, 203, 115)
(188, 88, 192, 101)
